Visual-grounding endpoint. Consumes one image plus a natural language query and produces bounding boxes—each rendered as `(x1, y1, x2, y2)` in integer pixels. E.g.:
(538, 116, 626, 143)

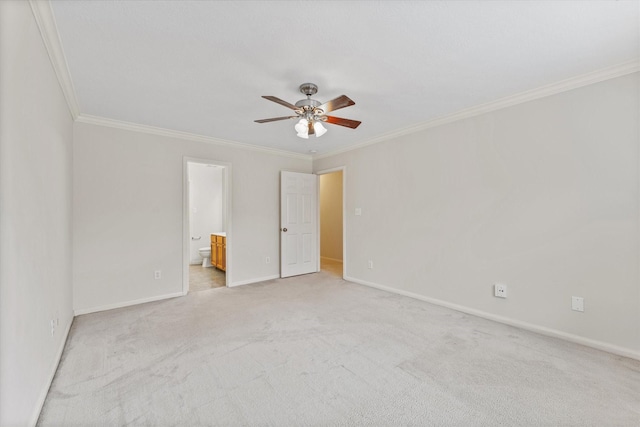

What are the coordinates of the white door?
(280, 171, 318, 278)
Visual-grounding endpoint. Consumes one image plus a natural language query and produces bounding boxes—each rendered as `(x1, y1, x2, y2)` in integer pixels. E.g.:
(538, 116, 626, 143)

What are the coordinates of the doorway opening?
(183, 158, 231, 293)
(317, 168, 345, 278)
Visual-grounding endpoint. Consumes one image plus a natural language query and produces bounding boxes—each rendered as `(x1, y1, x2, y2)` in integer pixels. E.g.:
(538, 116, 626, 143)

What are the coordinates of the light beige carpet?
(38, 271, 639, 426)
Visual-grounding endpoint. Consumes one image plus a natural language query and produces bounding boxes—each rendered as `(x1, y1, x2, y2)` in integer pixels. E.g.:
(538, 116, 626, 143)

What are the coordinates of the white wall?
(314, 72, 640, 356)
(189, 163, 223, 263)
(319, 171, 343, 261)
(0, 2, 74, 426)
(73, 122, 311, 312)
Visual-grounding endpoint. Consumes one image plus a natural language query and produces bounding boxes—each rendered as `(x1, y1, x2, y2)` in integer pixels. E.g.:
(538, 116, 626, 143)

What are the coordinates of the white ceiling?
(50, 1, 639, 156)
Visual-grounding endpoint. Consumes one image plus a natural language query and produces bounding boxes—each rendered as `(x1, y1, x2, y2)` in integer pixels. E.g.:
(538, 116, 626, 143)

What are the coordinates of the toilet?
(198, 247, 213, 268)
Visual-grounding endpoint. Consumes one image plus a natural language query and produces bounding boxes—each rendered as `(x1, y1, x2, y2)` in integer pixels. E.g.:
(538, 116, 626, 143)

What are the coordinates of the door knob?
(281, 228, 288, 232)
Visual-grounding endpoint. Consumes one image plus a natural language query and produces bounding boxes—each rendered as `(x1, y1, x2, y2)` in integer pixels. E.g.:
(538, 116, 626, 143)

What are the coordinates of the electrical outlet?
(572, 296, 584, 312)
(494, 284, 507, 298)
(265, 256, 271, 264)
(50, 319, 55, 337)
(154, 270, 162, 280)
(367, 260, 373, 269)
(355, 208, 362, 216)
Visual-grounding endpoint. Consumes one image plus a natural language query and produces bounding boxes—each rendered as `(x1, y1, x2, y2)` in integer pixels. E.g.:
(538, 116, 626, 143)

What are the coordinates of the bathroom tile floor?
(189, 264, 226, 292)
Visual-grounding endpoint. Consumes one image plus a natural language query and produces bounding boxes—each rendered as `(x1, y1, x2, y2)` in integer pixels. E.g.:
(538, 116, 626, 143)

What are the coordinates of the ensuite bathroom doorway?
(185, 160, 230, 293)
(318, 168, 344, 278)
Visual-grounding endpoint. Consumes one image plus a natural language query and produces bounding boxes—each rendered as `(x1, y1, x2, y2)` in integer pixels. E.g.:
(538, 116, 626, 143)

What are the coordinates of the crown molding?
(76, 114, 313, 161)
(29, 0, 80, 120)
(315, 60, 640, 160)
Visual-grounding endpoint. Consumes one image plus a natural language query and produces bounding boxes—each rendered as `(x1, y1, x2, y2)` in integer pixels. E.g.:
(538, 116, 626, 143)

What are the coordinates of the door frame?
(182, 157, 232, 294)
(316, 166, 346, 278)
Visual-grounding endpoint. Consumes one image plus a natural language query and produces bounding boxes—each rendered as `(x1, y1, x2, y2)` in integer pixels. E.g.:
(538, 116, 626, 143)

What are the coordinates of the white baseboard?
(345, 276, 640, 361)
(29, 315, 73, 427)
(320, 256, 343, 263)
(74, 291, 184, 316)
(229, 274, 280, 287)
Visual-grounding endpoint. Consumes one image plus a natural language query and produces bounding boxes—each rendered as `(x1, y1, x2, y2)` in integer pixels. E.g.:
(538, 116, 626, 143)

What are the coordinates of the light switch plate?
(355, 208, 362, 216)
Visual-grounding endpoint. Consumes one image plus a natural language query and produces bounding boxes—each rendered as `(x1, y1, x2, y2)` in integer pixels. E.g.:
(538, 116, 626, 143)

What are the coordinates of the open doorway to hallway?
(186, 161, 229, 293)
(318, 169, 344, 278)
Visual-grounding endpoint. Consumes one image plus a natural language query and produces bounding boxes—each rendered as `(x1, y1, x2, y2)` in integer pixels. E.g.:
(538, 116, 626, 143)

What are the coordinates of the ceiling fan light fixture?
(313, 121, 327, 137)
(295, 118, 309, 138)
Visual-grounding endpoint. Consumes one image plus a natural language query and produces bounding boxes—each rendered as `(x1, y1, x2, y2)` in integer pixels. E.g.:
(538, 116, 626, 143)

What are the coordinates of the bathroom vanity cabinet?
(210, 233, 226, 271)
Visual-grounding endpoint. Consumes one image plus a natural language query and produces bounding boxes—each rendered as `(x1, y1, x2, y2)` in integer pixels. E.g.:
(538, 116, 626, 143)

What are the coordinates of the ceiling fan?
(254, 83, 361, 139)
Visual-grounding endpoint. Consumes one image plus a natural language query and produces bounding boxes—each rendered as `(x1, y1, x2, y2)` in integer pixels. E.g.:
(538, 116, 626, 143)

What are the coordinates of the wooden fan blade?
(318, 95, 355, 114)
(262, 96, 299, 111)
(324, 116, 362, 129)
(308, 120, 315, 135)
(254, 116, 297, 123)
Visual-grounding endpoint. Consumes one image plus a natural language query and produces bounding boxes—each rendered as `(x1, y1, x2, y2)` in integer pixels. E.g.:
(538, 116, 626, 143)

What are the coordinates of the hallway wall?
(319, 171, 343, 261)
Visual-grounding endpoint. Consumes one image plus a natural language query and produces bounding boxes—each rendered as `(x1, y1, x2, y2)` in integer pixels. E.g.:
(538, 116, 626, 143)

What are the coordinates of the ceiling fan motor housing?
(296, 83, 322, 117)
(295, 98, 321, 109)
